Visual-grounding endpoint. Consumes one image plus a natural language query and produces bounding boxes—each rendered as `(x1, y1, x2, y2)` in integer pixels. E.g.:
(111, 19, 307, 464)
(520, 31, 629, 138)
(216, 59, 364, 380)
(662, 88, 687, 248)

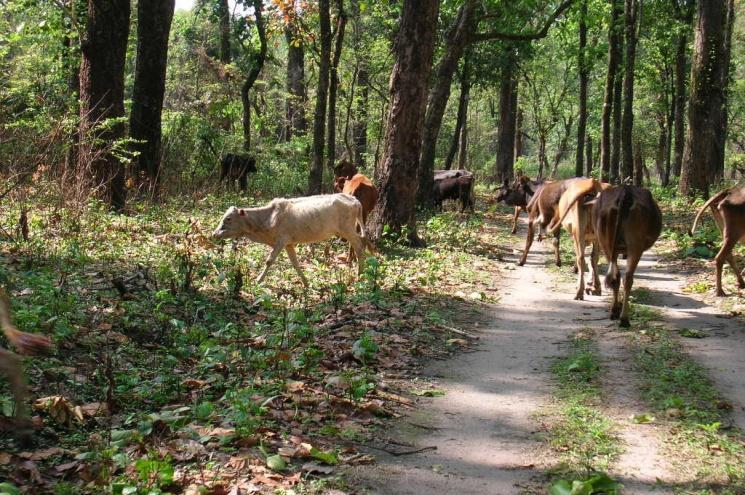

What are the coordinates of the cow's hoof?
(574, 294, 584, 301)
(610, 310, 620, 320)
(517, 260, 526, 267)
(592, 288, 602, 296)
(619, 317, 630, 328)
(556, 261, 562, 268)
(572, 266, 578, 274)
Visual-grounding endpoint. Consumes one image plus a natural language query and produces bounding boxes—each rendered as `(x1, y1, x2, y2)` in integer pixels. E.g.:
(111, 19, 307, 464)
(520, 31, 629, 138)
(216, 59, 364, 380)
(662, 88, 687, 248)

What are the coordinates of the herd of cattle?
(1, 156, 744, 444)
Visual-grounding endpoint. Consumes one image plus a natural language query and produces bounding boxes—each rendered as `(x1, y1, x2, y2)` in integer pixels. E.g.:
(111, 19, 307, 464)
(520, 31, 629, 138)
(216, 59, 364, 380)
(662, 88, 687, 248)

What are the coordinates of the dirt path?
(635, 255, 745, 429)
(350, 238, 688, 493)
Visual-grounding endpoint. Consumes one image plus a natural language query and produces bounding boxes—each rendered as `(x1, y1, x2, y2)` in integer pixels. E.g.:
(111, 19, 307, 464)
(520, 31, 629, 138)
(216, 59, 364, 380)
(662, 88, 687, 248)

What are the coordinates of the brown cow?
(333, 174, 378, 224)
(690, 186, 745, 297)
(517, 178, 580, 267)
(0, 287, 52, 442)
(547, 178, 611, 300)
(592, 186, 662, 326)
(333, 159, 358, 180)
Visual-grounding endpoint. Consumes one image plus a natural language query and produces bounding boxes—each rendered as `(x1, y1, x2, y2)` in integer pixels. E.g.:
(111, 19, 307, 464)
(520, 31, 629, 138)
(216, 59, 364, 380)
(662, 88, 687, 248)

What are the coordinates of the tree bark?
(285, 20, 306, 139)
(371, 0, 439, 243)
(308, 0, 332, 193)
(620, 0, 639, 182)
(679, 0, 727, 197)
(240, 0, 266, 152)
(575, 0, 588, 177)
(130, 0, 175, 191)
(495, 51, 518, 182)
(326, 0, 347, 171)
(78, 0, 130, 211)
(585, 135, 593, 176)
(353, 63, 369, 168)
(633, 138, 643, 186)
(417, 0, 477, 207)
(514, 106, 523, 163)
(217, 0, 230, 63)
(719, 0, 735, 181)
(672, 31, 688, 179)
(600, 0, 622, 181)
(611, 34, 623, 183)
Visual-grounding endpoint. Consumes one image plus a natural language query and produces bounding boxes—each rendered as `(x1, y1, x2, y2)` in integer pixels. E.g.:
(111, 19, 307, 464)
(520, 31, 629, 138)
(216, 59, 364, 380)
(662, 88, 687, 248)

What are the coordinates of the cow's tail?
(690, 189, 728, 235)
(0, 287, 51, 356)
(546, 180, 597, 235)
(604, 186, 633, 290)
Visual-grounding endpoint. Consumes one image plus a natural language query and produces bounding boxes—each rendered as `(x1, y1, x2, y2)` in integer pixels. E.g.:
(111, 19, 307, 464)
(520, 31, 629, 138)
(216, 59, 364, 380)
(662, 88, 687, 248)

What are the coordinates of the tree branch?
(469, 0, 574, 43)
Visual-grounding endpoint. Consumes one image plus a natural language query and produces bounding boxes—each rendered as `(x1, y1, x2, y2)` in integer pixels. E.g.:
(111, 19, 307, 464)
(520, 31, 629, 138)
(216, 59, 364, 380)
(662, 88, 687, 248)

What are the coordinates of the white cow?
(212, 194, 374, 286)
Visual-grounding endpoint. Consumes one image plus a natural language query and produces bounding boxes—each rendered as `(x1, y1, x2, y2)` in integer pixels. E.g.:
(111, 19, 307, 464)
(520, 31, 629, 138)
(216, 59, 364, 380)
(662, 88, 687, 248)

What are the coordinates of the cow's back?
(275, 194, 360, 243)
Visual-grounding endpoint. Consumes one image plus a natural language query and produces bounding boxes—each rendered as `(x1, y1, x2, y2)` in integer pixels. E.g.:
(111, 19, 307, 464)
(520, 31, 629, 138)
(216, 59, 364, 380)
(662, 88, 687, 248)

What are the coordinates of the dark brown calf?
(220, 153, 257, 192)
(690, 186, 745, 297)
(593, 186, 661, 326)
(495, 176, 543, 234)
(334, 174, 378, 225)
(433, 175, 474, 212)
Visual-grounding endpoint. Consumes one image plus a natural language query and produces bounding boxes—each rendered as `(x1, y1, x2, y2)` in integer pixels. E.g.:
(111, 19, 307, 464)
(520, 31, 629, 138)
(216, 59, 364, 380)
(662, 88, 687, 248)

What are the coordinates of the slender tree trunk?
(285, 22, 307, 139)
(550, 115, 574, 178)
(680, 0, 727, 197)
(417, 0, 477, 207)
(585, 135, 593, 176)
(633, 138, 643, 186)
(621, 0, 639, 182)
(371, 0, 439, 243)
(600, 0, 622, 181)
(672, 31, 688, 179)
(575, 0, 588, 177)
(444, 57, 470, 171)
(241, 0, 266, 152)
(63, 13, 80, 178)
(655, 115, 667, 183)
(130, 0, 175, 191)
(458, 110, 469, 170)
(663, 79, 674, 185)
(326, 0, 347, 170)
(78, 0, 130, 211)
(538, 134, 548, 178)
(351, 0, 368, 168)
(720, 0, 735, 181)
(308, 0, 332, 193)
(514, 106, 523, 163)
(611, 37, 623, 183)
(494, 51, 518, 182)
(217, 0, 230, 63)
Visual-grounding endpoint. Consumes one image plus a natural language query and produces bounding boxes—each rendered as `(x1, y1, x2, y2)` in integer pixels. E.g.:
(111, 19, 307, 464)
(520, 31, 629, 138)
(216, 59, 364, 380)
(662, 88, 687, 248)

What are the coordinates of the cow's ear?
(239, 209, 246, 216)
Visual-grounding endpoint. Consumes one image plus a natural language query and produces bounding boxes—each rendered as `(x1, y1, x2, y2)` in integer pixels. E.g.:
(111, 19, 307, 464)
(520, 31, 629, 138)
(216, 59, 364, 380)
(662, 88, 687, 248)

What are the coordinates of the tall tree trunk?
(633, 138, 643, 186)
(611, 37, 623, 183)
(353, 63, 369, 168)
(538, 134, 548, 178)
(326, 0, 347, 171)
(585, 135, 593, 176)
(63, 12, 80, 178)
(308, 0, 332, 193)
(371, 0, 439, 243)
(672, 31, 688, 179)
(217, 0, 230, 63)
(458, 109, 469, 170)
(679, 0, 727, 197)
(241, 0, 267, 152)
(494, 51, 518, 182)
(78, 0, 130, 211)
(550, 115, 574, 178)
(655, 114, 667, 183)
(575, 0, 588, 177)
(720, 0, 735, 181)
(514, 106, 523, 163)
(663, 78, 675, 185)
(130, 0, 175, 191)
(444, 57, 470, 171)
(417, 0, 477, 207)
(620, 0, 639, 182)
(285, 21, 306, 139)
(600, 0, 622, 181)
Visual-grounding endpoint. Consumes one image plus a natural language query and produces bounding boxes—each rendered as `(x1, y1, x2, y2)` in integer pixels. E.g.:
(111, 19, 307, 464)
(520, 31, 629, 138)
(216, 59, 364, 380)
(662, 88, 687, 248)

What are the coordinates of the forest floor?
(350, 209, 745, 495)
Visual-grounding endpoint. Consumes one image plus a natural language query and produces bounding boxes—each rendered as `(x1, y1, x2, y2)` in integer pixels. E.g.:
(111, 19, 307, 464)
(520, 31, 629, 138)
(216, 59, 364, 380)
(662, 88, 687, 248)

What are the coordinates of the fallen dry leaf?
(19, 447, 65, 461)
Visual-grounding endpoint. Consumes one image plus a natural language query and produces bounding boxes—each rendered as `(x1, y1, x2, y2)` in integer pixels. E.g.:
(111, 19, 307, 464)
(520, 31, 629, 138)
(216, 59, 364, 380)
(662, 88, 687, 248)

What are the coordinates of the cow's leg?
(285, 245, 309, 287)
(553, 229, 562, 268)
(587, 241, 602, 296)
(607, 256, 622, 320)
(574, 233, 586, 300)
(518, 218, 535, 266)
(339, 231, 366, 277)
(714, 236, 738, 296)
(238, 174, 248, 193)
(257, 244, 284, 284)
(620, 253, 641, 327)
(726, 249, 745, 289)
(511, 207, 520, 234)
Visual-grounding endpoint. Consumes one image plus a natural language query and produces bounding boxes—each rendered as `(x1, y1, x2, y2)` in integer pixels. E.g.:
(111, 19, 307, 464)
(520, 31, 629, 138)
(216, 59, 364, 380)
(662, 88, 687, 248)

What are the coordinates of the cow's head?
(212, 206, 245, 239)
(333, 176, 347, 193)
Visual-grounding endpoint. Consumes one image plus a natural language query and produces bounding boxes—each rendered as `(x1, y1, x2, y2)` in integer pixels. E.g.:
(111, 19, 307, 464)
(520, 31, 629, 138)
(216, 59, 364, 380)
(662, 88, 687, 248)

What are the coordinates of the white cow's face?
(212, 206, 244, 239)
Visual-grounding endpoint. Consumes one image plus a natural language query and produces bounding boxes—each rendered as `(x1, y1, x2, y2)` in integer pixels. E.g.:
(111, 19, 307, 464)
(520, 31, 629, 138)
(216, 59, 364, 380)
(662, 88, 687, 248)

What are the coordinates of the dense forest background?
(1, 0, 743, 222)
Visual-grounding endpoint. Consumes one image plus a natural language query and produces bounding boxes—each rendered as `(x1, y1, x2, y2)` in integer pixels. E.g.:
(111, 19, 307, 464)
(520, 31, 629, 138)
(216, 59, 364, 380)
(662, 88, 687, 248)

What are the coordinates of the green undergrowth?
(627, 305, 745, 494)
(0, 186, 507, 493)
(545, 330, 622, 478)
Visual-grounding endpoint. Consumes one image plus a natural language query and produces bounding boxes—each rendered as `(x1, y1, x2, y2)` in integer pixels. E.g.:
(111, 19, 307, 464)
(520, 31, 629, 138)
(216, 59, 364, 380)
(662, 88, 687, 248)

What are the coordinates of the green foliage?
(549, 473, 621, 495)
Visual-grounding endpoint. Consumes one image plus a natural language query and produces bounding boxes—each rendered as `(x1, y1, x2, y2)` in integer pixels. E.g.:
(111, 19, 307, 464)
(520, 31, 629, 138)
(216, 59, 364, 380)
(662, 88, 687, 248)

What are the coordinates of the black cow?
(220, 153, 257, 192)
(495, 176, 544, 234)
(433, 175, 474, 212)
